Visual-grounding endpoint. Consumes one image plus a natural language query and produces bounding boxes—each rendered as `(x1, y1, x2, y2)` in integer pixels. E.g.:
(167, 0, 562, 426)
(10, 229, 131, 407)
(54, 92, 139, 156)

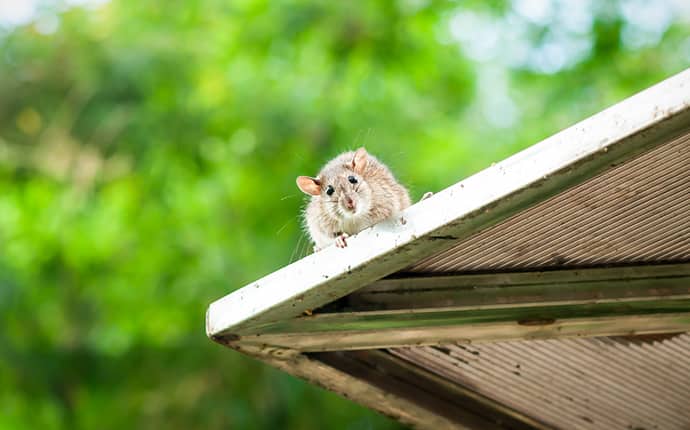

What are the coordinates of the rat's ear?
(352, 147, 368, 174)
(296, 176, 322, 196)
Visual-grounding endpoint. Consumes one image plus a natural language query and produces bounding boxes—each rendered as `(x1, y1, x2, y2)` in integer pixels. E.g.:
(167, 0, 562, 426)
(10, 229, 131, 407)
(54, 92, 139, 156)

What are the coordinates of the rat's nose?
(345, 197, 355, 210)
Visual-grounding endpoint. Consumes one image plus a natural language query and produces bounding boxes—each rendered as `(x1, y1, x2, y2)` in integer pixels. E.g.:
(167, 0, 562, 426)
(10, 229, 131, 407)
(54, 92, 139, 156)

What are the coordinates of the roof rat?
(296, 147, 411, 251)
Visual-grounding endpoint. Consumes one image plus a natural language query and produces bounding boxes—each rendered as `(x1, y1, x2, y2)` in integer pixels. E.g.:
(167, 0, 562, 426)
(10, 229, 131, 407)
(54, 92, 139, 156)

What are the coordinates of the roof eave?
(207, 69, 690, 339)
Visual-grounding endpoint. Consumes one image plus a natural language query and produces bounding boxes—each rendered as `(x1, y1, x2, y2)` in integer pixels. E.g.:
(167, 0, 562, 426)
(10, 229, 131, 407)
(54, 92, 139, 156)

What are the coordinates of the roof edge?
(207, 68, 690, 337)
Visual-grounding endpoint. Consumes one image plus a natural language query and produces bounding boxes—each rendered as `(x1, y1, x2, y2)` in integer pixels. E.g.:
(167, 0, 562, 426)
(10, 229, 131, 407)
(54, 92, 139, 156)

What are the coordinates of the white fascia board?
(207, 68, 690, 338)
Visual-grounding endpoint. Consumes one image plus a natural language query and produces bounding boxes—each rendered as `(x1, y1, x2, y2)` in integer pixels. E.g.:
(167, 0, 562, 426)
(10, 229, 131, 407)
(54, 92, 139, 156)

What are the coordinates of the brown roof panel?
(390, 333, 690, 430)
(406, 132, 690, 274)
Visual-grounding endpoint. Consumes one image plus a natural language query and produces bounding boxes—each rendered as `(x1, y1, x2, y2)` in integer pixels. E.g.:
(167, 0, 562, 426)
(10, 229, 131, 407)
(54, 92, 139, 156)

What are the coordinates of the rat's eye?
(348, 175, 358, 184)
(326, 185, 335, 196)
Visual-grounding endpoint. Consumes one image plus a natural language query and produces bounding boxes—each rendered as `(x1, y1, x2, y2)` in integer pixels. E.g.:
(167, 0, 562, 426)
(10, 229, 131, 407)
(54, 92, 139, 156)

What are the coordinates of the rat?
(296, 147, 412, 251)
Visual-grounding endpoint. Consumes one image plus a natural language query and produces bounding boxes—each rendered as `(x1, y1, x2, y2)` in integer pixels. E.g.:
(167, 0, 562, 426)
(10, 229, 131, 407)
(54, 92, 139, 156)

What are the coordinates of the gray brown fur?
(297, 148, 411, 251)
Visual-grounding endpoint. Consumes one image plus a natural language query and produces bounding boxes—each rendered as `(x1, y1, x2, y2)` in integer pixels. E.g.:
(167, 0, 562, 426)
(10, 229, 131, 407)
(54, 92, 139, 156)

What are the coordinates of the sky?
(0, 0, 108, 29)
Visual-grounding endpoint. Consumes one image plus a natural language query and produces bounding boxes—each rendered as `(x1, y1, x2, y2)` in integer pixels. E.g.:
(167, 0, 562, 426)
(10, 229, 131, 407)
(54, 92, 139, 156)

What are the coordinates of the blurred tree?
(0, 0, 688, 429)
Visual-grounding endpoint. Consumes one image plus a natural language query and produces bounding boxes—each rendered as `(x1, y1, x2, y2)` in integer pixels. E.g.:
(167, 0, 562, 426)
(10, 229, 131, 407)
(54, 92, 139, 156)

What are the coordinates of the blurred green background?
(0, 0, 688, 428)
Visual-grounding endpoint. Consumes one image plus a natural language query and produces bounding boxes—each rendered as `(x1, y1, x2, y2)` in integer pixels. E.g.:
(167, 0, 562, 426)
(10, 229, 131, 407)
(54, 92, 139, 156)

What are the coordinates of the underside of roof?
(408, 131, 689, 273)
(390, 334, 690, 430)
(207, 70, 690, 429)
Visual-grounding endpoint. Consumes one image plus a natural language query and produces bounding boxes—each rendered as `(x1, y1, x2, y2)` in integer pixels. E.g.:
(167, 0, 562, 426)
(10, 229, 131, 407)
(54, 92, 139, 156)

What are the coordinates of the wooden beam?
(370, 263, 690, 291)
(226, 264, 690, 351)
(234, 313, 690, 352)
(340, 264, 690, 312)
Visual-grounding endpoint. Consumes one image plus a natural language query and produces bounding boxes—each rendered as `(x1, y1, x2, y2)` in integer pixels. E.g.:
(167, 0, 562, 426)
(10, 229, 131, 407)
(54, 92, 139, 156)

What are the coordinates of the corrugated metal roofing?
(390, 333, 690, 430)
(406, 132, 690, 274)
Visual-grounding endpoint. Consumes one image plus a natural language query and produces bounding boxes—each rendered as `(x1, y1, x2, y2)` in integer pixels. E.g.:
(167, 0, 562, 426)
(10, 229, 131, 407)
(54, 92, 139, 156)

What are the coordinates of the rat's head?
(297, 147, 373, 219)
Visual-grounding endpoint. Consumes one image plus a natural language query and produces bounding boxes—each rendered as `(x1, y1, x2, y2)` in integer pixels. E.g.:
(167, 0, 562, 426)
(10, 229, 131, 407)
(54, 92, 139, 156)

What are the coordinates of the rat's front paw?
(335, 233, 349, 248)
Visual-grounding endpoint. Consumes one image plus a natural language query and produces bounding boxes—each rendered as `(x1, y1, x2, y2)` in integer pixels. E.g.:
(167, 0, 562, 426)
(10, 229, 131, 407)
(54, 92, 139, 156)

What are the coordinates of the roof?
(207, 69, 690, 430)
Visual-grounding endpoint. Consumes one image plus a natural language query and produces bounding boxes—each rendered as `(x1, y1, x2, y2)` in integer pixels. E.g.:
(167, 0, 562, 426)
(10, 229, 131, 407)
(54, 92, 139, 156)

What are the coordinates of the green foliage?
(0, 0, 688, 428)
